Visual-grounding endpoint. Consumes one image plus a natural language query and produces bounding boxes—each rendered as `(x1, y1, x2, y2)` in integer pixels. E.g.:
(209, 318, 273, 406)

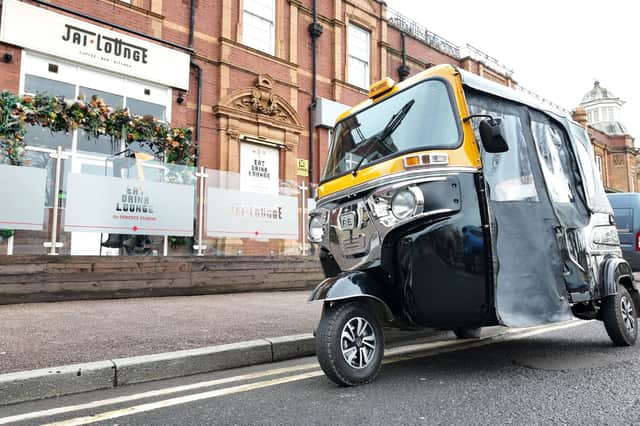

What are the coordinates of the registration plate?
(339, 212, 356, 230)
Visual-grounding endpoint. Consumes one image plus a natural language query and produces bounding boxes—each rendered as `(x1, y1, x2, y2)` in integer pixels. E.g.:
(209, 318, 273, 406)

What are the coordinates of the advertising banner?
(64, 174, 194, 236)
(240, 142, 279, 195)
(0, 165, 46, 231)
(206, 187, 298, 240)
(0, 0, 190, 89)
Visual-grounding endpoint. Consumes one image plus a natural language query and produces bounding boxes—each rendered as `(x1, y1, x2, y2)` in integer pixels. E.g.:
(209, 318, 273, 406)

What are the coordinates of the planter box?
(0, 255, 324, 304)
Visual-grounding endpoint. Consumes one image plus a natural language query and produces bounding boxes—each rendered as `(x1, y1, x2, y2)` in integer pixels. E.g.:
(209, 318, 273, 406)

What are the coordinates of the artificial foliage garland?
(0, 91, 196, 166)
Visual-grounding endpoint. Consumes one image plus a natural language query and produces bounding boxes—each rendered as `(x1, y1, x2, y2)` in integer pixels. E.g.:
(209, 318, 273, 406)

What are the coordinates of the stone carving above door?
(216, 74, 303, 130)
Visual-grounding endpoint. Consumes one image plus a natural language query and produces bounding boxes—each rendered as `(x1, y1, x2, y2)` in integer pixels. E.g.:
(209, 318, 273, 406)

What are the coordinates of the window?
(347, 24, 370, 89)
(242, 0, 275, 55)
(22, 75, 75, 150)
(592, 109, 600, 122)
(21, 52, 171, 162)
(530, 120, 575, 203)
(323, 80, 460, 180)
(469, 108, 538, 202)
(613, 208, 633, 231)
(595, 154, 603, 177)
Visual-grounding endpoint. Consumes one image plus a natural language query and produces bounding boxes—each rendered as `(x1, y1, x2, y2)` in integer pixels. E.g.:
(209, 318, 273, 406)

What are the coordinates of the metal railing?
(386, 7, 460, 59)
(385, 7, 514, 78)
(458, 44, 514, 78)
(516, 85, 570, 115)
(385, 7, 571, 115)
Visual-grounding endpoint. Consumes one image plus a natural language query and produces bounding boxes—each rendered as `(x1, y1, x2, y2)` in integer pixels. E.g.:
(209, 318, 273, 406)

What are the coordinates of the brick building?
(573, 81, 638, 193)
(0, 0, 516, 255)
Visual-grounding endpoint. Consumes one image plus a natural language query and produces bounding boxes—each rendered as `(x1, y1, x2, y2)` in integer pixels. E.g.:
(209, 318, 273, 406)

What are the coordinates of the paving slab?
(0, 291, 321, 374)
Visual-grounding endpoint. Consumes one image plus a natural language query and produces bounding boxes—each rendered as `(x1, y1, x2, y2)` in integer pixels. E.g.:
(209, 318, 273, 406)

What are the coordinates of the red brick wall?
(0, 43, 21, 92)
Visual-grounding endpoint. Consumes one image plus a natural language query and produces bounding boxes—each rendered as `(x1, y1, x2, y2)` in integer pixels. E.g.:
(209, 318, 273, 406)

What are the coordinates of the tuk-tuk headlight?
(391, 189, 417, 219)
(309, 215, 325, 242)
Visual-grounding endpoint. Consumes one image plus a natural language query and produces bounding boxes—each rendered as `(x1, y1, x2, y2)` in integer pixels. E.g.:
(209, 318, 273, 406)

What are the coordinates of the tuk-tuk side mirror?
(479, 118, 509, 153)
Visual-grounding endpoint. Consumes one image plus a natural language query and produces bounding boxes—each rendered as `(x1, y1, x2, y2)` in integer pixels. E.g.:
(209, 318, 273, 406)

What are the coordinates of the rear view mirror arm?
(463, 114, 497, 124)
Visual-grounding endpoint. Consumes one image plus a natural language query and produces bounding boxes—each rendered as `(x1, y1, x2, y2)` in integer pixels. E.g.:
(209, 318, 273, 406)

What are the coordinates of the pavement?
(0, 290, 439, 406)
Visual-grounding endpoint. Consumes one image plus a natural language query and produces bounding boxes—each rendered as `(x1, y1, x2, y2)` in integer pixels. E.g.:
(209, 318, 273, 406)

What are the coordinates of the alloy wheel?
(621, 294, 636, 334)
(340, 317, 376, 369)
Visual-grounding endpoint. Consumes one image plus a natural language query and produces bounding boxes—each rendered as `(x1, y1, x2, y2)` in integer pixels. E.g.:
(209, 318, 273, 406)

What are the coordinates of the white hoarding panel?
(240, 142, 279, 195)
(0, 0, 190, 89)
(64, 174, 194, 236)
(0, 165, 46, 231)
(207, 187, 298, 240)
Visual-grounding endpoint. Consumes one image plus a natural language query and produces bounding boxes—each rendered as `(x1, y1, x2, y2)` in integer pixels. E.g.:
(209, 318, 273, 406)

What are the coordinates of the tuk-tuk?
(308, 64, 639, 386)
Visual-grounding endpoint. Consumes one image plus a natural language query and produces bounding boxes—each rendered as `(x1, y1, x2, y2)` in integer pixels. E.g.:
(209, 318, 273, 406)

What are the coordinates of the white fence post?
(43, 146, 65, 255)
(7, 235, 14, 255)
(299, 182, 308, 256)
(193, 166, 208, 256)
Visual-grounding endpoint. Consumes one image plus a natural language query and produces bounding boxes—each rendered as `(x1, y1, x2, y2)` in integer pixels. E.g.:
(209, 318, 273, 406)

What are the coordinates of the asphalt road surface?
(3, 320, 640, 425)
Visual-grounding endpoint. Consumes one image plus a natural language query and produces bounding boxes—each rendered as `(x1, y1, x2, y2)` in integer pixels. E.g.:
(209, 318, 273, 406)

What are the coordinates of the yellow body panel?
(319, 64, 481, 200)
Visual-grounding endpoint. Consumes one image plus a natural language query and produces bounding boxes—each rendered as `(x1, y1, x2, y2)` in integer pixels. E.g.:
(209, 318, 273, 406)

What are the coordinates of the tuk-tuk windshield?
(322, 79, 460, 181)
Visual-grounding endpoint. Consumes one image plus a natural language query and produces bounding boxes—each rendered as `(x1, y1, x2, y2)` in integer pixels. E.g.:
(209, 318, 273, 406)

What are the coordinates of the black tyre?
(602, 285, 638, 346)
(453, 327, 482, 339)
(315, 301, 384, 386)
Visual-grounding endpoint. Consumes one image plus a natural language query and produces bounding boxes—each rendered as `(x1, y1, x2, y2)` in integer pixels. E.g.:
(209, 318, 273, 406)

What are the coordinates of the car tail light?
(636, 231, 640, 252)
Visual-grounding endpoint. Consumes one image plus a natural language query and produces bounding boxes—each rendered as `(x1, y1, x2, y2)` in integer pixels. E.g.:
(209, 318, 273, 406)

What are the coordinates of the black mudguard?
(308, 271, 395, 322)
(600, 257, 639, 309)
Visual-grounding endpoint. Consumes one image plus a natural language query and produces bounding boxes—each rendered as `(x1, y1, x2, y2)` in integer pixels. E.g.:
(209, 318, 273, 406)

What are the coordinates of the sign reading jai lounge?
(0, 0, 189, 89)
(62, 24, 149, 65)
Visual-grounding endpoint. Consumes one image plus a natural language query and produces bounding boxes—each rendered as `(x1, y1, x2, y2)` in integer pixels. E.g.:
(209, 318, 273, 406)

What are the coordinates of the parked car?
(608, 193, 640, 271)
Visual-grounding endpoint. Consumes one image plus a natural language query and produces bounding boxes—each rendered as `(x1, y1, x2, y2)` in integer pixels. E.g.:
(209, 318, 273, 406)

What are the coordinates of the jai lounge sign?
(0, 0, 189, 89)
(62, 24, 149, 65)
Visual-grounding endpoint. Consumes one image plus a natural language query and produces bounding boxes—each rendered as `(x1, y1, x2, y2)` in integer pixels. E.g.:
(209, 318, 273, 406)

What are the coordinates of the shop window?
(77, 87, 124, 155)
(347, 24, 370, 89)
(127, 98, 166, 120)
(242, 0, 275, 55)
(23, 74, 74, 150)
(21, 53, 171, 160)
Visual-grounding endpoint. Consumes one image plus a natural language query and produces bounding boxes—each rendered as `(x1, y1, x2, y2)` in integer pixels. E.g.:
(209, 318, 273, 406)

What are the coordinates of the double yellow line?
(1, 321, 587, 426)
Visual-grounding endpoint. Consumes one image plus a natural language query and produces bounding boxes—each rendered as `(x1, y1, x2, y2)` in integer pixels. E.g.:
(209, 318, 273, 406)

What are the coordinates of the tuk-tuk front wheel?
(315, 301, 384, 386)
(602, 285, 638, 346)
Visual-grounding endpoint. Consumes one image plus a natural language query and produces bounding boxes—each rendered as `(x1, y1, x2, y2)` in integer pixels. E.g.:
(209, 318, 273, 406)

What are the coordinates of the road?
(2, 320, 640, 425)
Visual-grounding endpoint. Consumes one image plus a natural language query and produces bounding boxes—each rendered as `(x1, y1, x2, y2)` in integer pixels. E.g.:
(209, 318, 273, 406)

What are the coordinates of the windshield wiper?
(351, 99, 415, 177)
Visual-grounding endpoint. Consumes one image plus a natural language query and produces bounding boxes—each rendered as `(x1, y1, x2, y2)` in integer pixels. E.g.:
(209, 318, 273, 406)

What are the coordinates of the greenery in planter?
(0, 91, 196, 166)
(169, 236, 189, 249)
(0, 229, 15, 239)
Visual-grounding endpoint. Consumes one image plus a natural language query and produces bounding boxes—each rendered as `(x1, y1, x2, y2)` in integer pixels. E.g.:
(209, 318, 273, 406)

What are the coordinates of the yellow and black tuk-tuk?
(308, 64, 638, 386)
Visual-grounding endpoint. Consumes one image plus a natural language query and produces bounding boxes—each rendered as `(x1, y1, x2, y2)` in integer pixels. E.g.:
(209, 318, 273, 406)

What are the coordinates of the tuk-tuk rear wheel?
(602, 285, 638, 346)
(315, 300, 384, 386)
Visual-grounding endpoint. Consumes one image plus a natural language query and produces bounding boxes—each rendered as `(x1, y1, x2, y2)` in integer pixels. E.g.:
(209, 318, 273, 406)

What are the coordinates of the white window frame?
(242, 0, 276, 56)
(20, 51, 172, 167)
(347, 23, 370, 89)
(595, 154, 603, 177)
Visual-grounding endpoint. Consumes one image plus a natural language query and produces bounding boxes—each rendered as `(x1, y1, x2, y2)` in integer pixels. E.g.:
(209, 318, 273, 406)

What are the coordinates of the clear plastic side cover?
(565, 120, 613, 214)
(530, 120, 574, 204)
(468, 105, 539, 202)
